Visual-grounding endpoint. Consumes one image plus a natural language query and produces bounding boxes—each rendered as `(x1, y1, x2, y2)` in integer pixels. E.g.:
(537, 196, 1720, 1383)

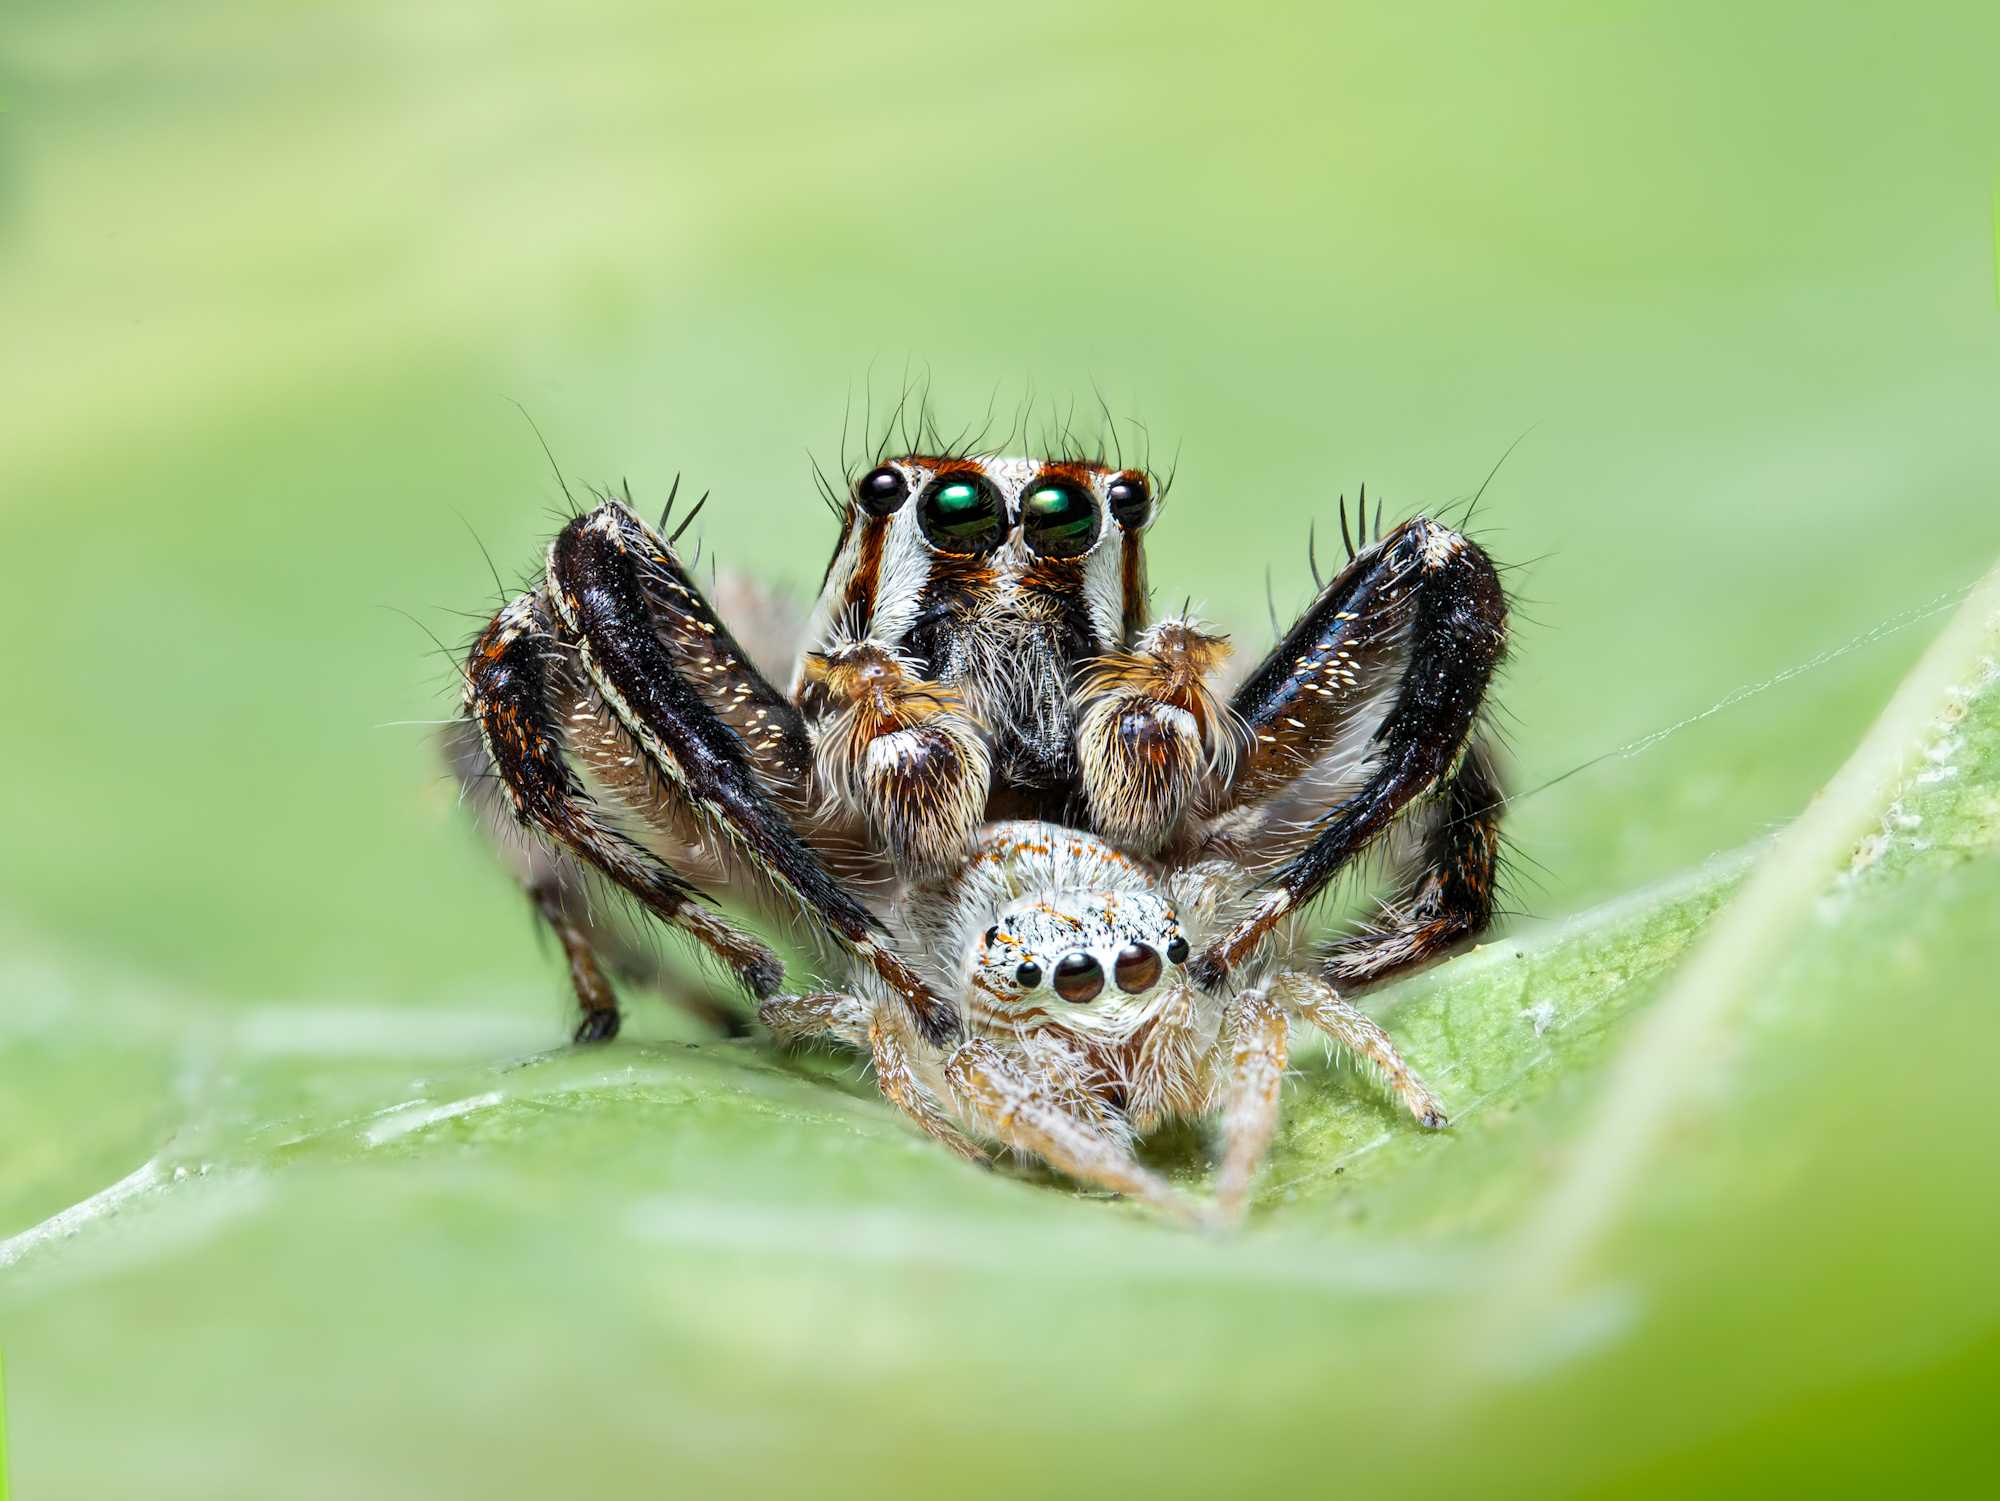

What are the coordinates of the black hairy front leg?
(448, 717, 757, 1040)
(463, 594, 786, 1002)
(533, 881, 624, 1042)
(1194, 517, 1507, 988)
(547, 503, 962, 1044)
(1321, 736, 1504, 986)
(532, 878, 754, 1041)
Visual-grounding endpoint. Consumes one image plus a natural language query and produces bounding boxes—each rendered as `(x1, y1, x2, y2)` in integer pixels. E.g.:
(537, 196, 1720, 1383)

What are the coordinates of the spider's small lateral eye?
(1165, 934, 1190, 965)
(1020, 475, 1100, 558)
(1014, 960, 1043, 989)
(1106, 472, 1151, 530)
(1114, 942, 1162, 994)
(917, 473, 1005, 553)
(855, 465, 909, 517)
(1052, 951, 1105, 1004)
(983, 925, 1000, 947)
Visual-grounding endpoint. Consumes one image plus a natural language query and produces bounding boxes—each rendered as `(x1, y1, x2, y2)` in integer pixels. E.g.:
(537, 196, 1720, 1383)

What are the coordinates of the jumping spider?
(452, 448, 1507, 1223)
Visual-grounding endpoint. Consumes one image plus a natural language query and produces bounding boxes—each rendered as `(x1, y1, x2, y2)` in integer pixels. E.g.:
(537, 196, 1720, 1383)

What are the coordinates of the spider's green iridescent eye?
(1020, 476, 1100, 558)
(917, 473, 1004, 553)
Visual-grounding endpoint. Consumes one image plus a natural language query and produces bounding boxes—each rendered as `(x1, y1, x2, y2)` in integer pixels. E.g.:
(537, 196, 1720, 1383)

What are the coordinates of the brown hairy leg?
(796, 639, 990, 877)
(1074, 617, 1235, 853)
(1271, 972, 1447, 1129)
(462, 592, 786, 1022)
(943, 1039, 1202, 1224)
(449, 713, 760, 1040)
(1213, 986, 1290, 1224)
(759, 993, 986, 1164)
(529, 880, 623, 1043)
(545, 503, 961, 1044)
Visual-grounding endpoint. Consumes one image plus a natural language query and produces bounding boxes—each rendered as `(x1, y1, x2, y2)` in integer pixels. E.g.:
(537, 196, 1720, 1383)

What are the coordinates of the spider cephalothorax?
(451, 441, 1507, 1219)
(795, 453, 1181, 864)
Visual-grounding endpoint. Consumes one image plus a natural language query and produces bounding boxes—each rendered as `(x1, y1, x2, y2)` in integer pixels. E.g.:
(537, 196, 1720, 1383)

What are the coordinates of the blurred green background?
(2, 2, 1997, 1496)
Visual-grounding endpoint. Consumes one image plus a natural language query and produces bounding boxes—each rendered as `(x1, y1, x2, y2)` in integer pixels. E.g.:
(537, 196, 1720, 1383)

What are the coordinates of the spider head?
(814, 455, 1159, 793)
(967, 887, 1192, 1042)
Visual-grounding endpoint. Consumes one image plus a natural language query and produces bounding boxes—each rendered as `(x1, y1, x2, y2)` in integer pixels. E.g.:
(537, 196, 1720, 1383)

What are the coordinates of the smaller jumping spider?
(765, 821, 1447, 1224)
(451, 441, 1506, 1221)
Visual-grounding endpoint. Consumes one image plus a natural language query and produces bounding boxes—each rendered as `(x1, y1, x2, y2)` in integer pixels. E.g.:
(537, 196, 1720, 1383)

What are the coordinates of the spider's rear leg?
(1323, 737, 1504, 988)
(536, 878, 759, 1040)
(462, 594, 785, 1043)
(448, 718, 750, 1040)
(1194, 517, 1507, 987)
(548, 503, 961, 1044)
(534, 880, 623, 1042)
(1075, 618, 1236, 853)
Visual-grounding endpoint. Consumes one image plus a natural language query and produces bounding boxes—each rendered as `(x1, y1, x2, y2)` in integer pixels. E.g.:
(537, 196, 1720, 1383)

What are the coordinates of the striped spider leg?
(460, 500, 959, 1045)
(1189, 513, 1510, 992)
(447, 712, 756, 1039)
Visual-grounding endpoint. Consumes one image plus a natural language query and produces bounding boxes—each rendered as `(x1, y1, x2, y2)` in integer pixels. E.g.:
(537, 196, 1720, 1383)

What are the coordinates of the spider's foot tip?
(573, 1009, 622, 1044)
(1419, 1108, 1450, 1130)
(1201, 1199, 1248, 1235)
(739, 954, 786, 1000)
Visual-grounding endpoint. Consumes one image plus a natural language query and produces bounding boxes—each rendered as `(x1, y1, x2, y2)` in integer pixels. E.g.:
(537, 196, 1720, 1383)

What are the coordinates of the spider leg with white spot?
(1194, 516, 1509, 988)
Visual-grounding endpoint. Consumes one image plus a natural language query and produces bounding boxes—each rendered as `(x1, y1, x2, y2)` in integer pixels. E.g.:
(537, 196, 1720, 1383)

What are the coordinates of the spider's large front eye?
(918, 473, 1005, 553)
(1114, 942, 1162, 994)
(1106, 472, 1151, 530)
(1052, 951, 1104, 1003)
(1014, 960, 1043, 989)
(1020, 475, 1100, 558)
(855, 465, 908, 517)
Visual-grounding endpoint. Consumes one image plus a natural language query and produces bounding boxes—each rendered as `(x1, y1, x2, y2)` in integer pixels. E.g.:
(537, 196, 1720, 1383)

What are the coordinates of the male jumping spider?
(452, 448, 1507, 1222)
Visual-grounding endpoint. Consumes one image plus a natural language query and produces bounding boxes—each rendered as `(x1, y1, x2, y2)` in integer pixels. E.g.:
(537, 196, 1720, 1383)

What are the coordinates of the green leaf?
(6, 9, 1999, 1490)
(5, 577, 1996, 1499)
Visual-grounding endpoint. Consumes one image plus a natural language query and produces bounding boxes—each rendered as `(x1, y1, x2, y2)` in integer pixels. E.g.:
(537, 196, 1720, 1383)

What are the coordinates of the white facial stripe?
(870, 472, 938, 647)
(1079, 523, 1127, 645)
(815, 457, 1135, 658)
